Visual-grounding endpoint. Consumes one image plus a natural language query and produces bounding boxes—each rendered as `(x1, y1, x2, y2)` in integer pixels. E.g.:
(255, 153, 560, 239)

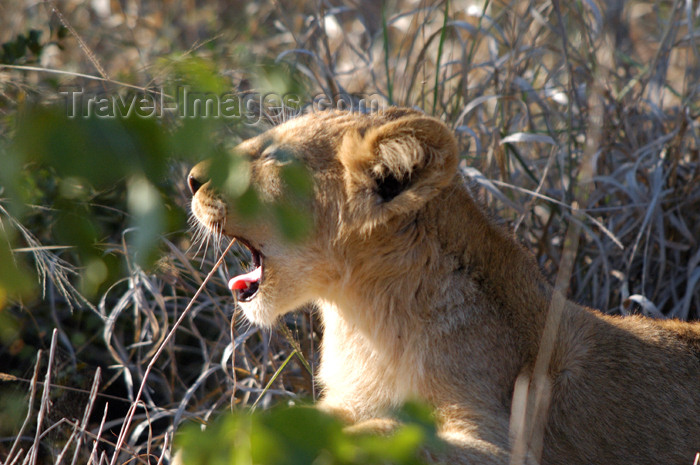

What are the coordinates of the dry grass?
(0, 0, 698, 463)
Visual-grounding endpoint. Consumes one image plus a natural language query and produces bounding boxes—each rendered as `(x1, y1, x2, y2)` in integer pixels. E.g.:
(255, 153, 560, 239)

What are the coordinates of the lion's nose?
(188, 174, 204, 195)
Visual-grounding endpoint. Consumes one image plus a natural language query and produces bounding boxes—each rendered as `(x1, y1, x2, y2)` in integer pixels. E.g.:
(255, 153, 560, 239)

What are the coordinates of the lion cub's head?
(188, 108, 458, 326)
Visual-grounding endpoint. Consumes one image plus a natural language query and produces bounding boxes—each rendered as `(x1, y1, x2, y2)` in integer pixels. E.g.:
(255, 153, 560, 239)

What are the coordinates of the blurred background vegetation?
(0, 0, 698, 463)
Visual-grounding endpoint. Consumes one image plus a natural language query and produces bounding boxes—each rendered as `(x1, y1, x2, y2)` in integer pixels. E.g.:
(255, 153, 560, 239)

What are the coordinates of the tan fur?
(188, 108, 700, 464)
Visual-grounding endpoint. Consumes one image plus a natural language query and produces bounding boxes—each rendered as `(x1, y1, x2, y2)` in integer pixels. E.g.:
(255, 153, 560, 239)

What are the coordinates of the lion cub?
(188, 108, 699, 464)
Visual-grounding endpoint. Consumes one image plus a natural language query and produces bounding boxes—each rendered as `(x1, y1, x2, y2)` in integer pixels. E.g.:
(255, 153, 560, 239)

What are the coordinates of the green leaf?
(127, 176, 166, 268)
(254, 60, 307, 101)
(208, 150, 252, 199)
(273, 160, 314, 242)
(0, 225, 35, 309)
(273, 202, 311, 243)
(13, 106, 170, 187)
(233, 187, 262, 220)
(163, 55, 228, 95)
(0, 389, 27, 436)
(280, 160, 314, 199)
(176, 402, 439, 465)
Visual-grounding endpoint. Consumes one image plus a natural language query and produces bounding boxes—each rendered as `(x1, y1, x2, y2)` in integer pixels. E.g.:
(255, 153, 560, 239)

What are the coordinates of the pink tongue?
(228, 266, 262, 291)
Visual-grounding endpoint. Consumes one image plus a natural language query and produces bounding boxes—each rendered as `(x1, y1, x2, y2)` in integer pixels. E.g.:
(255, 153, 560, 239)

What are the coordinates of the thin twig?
(108, 239, 237, 465)
(5, 350, 43, 464)
(29, 329, 58, 465)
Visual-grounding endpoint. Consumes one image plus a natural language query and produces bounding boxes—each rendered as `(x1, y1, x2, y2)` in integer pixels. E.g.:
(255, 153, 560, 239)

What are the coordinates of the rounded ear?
(339, 114, 458, 227)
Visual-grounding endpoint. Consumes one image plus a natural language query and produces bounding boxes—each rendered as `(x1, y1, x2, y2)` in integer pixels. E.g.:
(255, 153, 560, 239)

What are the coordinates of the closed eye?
(261, 143, 278, 161)
(261, 144, 295, 165)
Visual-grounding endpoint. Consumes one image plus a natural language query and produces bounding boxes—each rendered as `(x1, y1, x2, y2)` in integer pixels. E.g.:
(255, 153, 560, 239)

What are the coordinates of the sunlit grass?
(0, 0, 698, 463)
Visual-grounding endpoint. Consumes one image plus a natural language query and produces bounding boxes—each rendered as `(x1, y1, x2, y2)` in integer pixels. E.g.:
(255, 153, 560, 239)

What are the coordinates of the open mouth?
(228, 238, 264, 302)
